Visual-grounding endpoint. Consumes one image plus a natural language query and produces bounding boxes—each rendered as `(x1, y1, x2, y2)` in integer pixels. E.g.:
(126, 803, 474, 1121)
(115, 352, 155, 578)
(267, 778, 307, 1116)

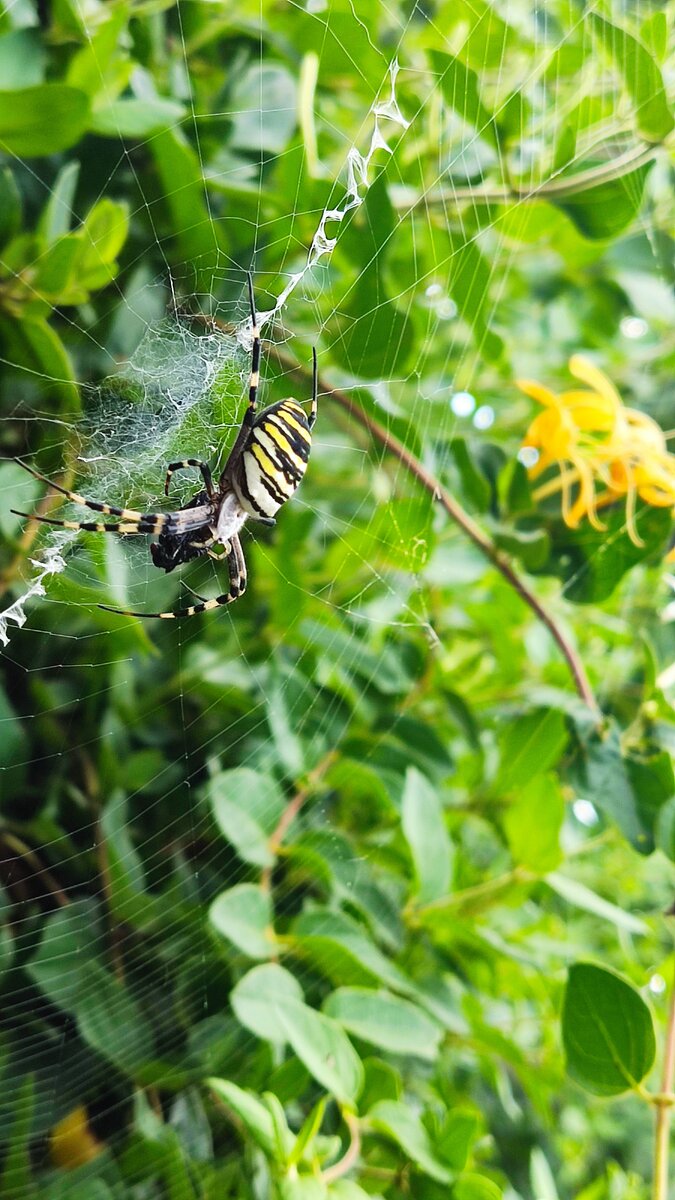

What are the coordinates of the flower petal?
(568, 356, 622, 415)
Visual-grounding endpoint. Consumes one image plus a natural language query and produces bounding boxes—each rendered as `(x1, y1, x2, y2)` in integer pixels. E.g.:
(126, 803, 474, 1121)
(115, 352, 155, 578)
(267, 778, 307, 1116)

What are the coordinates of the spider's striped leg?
(14, 459, 148, 521)
(164, 460, 214, 497)
(308, 346, 318, 430)
(184, 536, 228, 561)
(243, 272, 261, 429)
(98, 534, 247, 620)
(11, 502, 214, 537)
(10, 511, 158, 535)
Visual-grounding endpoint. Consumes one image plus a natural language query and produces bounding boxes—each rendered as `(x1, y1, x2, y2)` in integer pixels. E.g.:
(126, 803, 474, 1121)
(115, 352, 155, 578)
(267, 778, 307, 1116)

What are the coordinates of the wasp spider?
(12, 277, 318, 619)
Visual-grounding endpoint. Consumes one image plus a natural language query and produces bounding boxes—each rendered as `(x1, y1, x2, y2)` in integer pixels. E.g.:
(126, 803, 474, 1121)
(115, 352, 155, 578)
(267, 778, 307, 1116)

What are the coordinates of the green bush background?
(0, 1, 674, 1197)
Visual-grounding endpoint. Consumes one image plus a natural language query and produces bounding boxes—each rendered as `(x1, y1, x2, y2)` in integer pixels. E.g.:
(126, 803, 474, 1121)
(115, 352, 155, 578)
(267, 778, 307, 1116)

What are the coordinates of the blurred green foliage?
(0, 1, 673, 1198)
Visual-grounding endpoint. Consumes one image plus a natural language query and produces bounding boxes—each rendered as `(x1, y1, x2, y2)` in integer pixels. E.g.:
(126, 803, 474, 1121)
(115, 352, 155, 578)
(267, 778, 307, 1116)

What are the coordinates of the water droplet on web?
(518, 446, 539, 468)
(437, 297, 457, 320)
(473, 405, 494, 430)
(450, 391, 475, 417)
(620, 316, 648, 339)
(573, 799, 598, 826)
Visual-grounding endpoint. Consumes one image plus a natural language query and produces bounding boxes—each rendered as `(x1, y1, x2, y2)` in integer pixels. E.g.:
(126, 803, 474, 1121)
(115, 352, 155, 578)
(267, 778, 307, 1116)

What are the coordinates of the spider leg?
(98, 534, 247, 619)
(15, 459, 148, 521)
(11, 510, 159, 535)
(243, 272, 261, 429)
(11, 502, 214, 537)
(164, 460, 214, 497)
(185, 536, 229, 561)
(308, 346, 318, 430)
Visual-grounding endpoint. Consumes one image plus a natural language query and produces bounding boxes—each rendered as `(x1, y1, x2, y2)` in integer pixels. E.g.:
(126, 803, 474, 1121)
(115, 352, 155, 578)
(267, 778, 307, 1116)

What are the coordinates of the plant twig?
(0, 831, 70, 908)
(0, 462, 76, 599)
(322, 1110, 361, 1183)
(390, 142, 659, 209)
(261, 750, 337, 892)
(271, 346, 599, 717)
(654, 959, 675, 1200)
(190, 316, 599, 716)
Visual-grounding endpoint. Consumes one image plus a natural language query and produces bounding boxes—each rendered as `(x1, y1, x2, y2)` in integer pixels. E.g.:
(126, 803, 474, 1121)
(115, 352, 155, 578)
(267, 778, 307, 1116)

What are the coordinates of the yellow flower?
(49, 1106, 104, 1170)
(518, 356, 675, 545)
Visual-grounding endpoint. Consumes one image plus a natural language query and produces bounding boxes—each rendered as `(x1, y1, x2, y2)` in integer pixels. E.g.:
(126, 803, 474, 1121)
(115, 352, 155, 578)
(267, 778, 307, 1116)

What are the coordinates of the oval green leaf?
(562, 962, 655, 1096)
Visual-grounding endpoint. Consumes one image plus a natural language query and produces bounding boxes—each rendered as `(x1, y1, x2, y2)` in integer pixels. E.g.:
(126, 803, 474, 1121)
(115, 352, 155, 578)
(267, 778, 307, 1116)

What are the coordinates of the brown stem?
(191, 317, 599, 716)
(261, 751, 337, 892)
(273, 347, 599, 716)
(322, 1110, 361, 1184)
(391, 142, 659, 208)
(0, 831, 70, 908)
(654, 960, 675, 1200)
(0, 463, 76, 599)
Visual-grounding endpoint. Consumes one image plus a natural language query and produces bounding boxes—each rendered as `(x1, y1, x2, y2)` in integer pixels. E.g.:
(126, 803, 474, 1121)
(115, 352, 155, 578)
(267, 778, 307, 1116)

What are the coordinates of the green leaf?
(449, 439, 491, 512)
(207, 1079, 280, 1158)
(100, 794, 158, 928)
(209, 883, 276, 959)
(208, 767, 286, 867)
(327, 1184, 372, 1200)
(0, 29, 45, 90)
(554, 162, 654, 240)
(504, 774, 563, 873)
(27, 901, 101, 1010)
(274, 993, 364, 1105)
(330, 266, 414, 380)
(0, 85, 89, 156)
(293, 908, 414, 993)
(454, 1175, 503, 1200)
(277, 1179, 327, 1200)
(265, 664, 305, 776)
(368, 1100, 453, 1183)
(588, 14, 673, 141)
(545, 873, 649, 936)
(572, 722, 650, 852)
(495, 710, 567, 794)
(38, 162, 79, 245)
(430, 50, 497, 148)
(562, 963, 655, 1096)
(641, 11, 667, 62)
(401, 766, 453, 903)
(444, 233, 503, 361)
(91, 97, 186, 138)
(0, 315, 80, 411)
(0, 1076, 34, 1200)
(530, 1147, 559, 1200)
(0, 684, 28, 802)
(75, 961, 155, 1077)
(0, 166, 21, 249)
(657, 796, 675, 862)
(324, 988, 443, 1059)
(288, 1096, 327, 1166)
(231, 963, 303, 1042)
(231, 964, 363, 1103)
(78, 198, 129, 282)
(151, 127, 224, 293)
(433, 1109, 479, 1170)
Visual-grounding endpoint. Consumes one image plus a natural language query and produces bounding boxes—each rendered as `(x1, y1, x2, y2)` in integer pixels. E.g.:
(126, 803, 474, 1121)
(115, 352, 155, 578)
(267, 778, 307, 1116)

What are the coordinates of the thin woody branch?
(271, 345, 600, 717)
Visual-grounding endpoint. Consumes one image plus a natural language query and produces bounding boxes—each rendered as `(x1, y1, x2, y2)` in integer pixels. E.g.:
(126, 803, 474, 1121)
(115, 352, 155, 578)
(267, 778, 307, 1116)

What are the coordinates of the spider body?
(12, 277, 318, 619)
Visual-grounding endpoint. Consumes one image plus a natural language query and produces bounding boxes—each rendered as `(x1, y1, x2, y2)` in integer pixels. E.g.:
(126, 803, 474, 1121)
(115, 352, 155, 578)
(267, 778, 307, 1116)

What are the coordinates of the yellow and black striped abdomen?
(233, 400, 312, 520)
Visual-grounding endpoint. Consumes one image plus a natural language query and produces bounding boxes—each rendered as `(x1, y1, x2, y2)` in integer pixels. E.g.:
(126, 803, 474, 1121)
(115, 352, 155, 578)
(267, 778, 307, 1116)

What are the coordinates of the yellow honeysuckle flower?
(49, 1106, 104, 1170)
(518, 356, 675, 546)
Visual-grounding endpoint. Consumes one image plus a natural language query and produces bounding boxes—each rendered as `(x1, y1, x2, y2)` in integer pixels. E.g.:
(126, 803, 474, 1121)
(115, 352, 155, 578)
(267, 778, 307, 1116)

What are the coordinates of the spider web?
(0, 1, 673, 1195)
